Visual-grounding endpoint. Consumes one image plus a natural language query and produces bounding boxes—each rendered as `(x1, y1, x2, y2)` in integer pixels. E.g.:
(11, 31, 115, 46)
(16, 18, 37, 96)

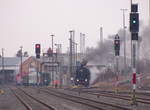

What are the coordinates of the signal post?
(114, 34, 120, 93)
(35, 44, 41, 85)
(130, 3, 139, 106)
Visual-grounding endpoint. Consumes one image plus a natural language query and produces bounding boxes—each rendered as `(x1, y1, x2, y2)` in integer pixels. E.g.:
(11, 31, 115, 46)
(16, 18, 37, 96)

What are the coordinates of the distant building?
(0, 57, 28, 84)
(0, 51, 90, 85)
(19, 54, 67, 86)
(19, 56, 41, 85)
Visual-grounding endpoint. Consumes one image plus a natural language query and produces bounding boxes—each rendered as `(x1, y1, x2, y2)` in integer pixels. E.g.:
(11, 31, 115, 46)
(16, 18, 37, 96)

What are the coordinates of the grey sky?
(0, 0, 149, 57)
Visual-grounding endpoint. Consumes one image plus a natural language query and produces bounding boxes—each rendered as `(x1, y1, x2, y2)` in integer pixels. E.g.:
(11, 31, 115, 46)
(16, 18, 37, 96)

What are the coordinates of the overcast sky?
(0, 0, 149, 57)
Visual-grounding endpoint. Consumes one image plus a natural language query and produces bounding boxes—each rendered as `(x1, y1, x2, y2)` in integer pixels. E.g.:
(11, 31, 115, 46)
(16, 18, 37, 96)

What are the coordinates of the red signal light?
(36, 44, 40, 48)
(35, 44, 41, 55)
(115, 41, 119, 44)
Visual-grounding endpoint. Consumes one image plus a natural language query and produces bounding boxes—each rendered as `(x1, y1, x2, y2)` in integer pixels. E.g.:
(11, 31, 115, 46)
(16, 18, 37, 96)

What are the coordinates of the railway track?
(39, 87, 131, 110)
(76, 87, 150, 97)
(10, 87, 56, 110)
(89, 92, 150, 105)
(66, 88, 150, 105)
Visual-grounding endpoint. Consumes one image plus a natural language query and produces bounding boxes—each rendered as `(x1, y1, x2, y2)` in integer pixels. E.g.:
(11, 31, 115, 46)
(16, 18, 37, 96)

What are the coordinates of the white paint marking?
(133, 84, 136, 89)
(62, 103, 82, 110)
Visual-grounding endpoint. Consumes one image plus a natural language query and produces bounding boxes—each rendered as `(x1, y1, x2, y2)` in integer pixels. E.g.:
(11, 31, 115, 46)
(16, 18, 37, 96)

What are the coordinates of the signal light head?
(114, 34, 120, 56)
(36, 44, 40, 48)
(115, 41, 119, 44)
(114, 39, 120, 54)
(130, 13, 139, 32)
(35, 44, 41, 58)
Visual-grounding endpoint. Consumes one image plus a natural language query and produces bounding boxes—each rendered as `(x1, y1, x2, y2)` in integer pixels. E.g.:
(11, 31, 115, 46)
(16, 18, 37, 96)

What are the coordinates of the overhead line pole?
(131, 0, 133, 8)
(2, 48, 4, 84)
(75, 43, 78, 66)
(69, 31, 73, 85)
(20, 46, 23, 84)
(51, 34, 54, 86)
(2, 48, 4, 72)
(72, 42, 78, 70)
(82, 34, 85, 58)
(100, 27, 103, 45)
(149, 0, 150, 24)
(121, 9, 127, 74)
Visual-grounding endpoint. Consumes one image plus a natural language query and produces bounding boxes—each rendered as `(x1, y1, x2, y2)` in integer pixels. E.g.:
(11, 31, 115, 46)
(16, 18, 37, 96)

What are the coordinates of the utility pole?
(55, 44, 62, 87)
(60, 44, 62, 53)
(121, 9, 127, 74)
(75, 43, 78, 66)
(131, 0, 132, 8)
(100, 27, 103, 45)
(149, 0, 150, 24)
(72, 31, 75, 75)
(69, 30, 73, 85)
(80, 33, 85, 59)
(80, 33, 82, 60)
(51, 34, 54, 86)
(82, 34, 85, 58)
(20, 46, 23, 84)
(2, 48, 4, 84)
(2, 48, 4, 71)
(72, 42, 78, 71)
(55, 43, 61, 83)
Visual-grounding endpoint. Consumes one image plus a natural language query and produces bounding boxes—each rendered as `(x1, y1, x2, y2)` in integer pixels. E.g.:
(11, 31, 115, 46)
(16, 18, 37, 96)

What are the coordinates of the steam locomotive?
(74, 66, 90, 87)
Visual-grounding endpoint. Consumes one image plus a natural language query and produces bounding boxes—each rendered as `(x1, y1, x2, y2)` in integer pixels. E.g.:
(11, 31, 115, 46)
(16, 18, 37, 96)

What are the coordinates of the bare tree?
(16, 50, 29, 57)
(23, 51, 29, 57)
(16, 49, 22, 57)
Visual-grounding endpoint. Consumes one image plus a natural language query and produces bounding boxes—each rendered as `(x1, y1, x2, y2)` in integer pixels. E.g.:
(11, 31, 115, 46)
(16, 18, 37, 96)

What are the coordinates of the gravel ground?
(47, 87, 150, 110)
(22, 86, 99, 110)
(1, 85, 150, 110)
(15, 87, 51, 110)
(0, 86, 26, 110)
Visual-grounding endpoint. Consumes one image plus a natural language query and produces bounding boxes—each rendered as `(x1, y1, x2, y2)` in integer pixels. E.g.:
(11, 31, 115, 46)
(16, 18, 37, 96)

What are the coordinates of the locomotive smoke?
(140, 25, 150, 59)
(86, 39, 114, 84)
(86, 23, 150, 84)
(89, 66, 99, 84)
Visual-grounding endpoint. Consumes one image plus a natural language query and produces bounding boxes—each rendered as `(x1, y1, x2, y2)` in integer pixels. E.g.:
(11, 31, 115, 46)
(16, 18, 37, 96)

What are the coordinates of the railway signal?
(130, 4, 139, 33)
(35, 44, 41, 59)
(114, 34, 120, 93)
(130, 13, 139, 33)
(114, 34, 120, 56)
(130, 3, 139, 106)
